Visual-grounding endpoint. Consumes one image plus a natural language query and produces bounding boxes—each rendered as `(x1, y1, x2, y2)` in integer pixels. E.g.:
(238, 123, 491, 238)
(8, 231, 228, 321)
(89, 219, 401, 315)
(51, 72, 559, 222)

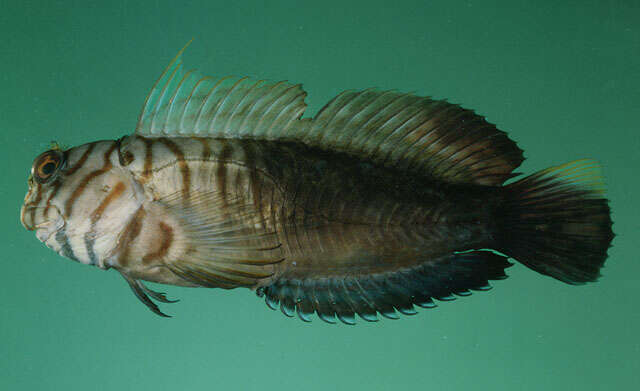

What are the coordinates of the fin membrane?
(498, 159, 614, 284)
(159, 190, 284, 289)
(301, 89, 524, 186)
(256, 250, 512, 324)
(136, 46, 523, 186)
(136, 43, 307, 139)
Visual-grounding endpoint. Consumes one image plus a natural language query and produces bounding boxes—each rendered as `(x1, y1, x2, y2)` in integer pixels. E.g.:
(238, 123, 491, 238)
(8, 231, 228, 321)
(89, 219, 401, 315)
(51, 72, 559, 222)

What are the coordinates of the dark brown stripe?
(83, 232, 98, 265)
(243, 141, 265, 222)
(65, 142, 118, 218)
(217, 139, 233, 202)
(24, 184, 34, 203)
(268, 184, 279, 245)
(90, 182, 126, 224)
(66, 143, 96, 176)
(158, 138, 190, 199)
(84, 178, 126, 266)
(195, 137, 212, 161)
(29, 183, 43, 226)
(117, 207, 146, 267)
(21, 186, 35, 230)
(44, 181, 62, 217)
(143, 222, 173, 263)
(56, 228, 78, 261)
(141, 137, 154, 181)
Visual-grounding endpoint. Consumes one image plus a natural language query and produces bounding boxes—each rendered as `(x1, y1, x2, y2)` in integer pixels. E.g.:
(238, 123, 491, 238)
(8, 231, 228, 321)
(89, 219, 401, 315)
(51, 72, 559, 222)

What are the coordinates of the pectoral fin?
(158, 189, 284, 289)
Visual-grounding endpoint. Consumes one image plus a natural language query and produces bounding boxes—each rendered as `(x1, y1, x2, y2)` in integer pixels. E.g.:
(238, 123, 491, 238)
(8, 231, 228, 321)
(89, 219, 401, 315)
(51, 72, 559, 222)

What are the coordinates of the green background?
(2, 1, 638, 390)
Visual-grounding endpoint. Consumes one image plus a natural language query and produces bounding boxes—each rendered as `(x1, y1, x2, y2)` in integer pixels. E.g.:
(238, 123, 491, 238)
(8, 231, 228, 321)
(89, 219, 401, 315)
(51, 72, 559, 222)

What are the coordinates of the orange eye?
(32, 150, 64, 184)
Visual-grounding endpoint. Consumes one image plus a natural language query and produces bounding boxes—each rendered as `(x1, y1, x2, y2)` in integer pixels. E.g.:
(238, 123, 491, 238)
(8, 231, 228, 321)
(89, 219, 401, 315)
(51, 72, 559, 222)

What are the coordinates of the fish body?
(23, 136, 495, 283)
(20, 47, 613, 322)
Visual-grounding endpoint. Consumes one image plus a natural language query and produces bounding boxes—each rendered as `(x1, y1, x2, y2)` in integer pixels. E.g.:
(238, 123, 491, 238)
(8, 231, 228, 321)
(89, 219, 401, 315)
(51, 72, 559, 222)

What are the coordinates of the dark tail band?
(497, 160, 614, 284)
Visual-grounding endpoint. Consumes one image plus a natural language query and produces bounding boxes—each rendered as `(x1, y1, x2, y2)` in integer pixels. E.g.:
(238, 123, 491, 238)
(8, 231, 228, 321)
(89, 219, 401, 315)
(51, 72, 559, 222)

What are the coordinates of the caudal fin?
(497, 160, 614, 284)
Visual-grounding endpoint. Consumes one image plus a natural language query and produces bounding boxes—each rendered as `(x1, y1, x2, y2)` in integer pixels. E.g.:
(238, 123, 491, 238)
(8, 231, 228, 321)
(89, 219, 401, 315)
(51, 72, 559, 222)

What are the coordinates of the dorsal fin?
(136, 44, 308, 138)
(301, 89, 524, 186)
(136, 46, 524, 186)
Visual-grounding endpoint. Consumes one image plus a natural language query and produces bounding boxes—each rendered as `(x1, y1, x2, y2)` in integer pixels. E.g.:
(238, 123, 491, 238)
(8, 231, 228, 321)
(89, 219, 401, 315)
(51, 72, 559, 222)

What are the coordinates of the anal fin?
(257, 250, 512, 324)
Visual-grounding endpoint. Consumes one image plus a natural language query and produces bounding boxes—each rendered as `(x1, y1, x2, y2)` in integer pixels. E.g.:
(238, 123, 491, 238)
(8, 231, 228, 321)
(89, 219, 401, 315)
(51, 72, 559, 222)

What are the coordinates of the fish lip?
(21, 204, 66, 242)
(20, 202, 38, 231)
(35, 220, 63, 243)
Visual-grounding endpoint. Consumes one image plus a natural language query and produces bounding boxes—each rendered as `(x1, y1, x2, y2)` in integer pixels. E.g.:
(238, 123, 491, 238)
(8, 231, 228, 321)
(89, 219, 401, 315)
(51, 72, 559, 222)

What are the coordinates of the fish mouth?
(20, 204, 65, 243)
(20, 203, 37, 231)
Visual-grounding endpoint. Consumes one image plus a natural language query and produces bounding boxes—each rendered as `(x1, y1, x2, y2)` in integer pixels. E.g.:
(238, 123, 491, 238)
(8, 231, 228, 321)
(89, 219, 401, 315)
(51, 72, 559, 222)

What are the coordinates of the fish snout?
(20, 203, 39, 231)
(20, 204, 65, 242)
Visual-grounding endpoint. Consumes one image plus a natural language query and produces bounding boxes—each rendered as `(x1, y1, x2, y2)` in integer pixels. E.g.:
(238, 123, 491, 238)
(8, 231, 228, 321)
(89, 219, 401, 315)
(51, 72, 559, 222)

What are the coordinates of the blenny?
(20, 46, 614, 323)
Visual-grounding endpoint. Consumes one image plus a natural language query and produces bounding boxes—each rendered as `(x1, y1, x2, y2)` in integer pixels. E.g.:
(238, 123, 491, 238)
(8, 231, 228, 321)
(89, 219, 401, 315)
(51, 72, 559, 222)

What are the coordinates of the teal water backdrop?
(1, 1, 638, 390)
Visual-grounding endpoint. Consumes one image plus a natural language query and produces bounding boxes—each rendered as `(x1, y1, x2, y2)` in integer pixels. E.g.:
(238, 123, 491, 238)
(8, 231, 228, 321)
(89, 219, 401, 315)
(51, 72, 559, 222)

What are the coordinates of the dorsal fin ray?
(301, 89, 524, 185)
(135, 44, 308, 138)
(136, 46, 524, 186)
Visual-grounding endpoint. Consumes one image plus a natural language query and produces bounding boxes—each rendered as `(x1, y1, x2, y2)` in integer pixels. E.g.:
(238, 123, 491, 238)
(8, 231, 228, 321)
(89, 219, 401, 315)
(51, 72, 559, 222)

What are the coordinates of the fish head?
(21, 140, 143, 267)
(21, 148, 66, 240)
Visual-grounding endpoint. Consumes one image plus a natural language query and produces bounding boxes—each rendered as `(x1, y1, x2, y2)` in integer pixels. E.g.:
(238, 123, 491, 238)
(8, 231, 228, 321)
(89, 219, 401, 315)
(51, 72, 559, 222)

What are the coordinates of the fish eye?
(32, 150, 64, 184)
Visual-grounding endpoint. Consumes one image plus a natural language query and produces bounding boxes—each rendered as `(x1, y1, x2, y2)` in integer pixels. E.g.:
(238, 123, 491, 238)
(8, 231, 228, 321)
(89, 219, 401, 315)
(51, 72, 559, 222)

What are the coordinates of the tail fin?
(497, 160, 614, 284)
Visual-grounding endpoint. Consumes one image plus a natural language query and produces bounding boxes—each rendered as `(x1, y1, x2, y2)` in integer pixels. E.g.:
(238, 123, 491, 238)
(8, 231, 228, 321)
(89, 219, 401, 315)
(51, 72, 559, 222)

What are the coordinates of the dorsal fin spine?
(398, 104, 465, 170)
(308, 90, 359, 144)
(444, 140, 487, 171)
(258, 84, 300, 138)
(337, 90, 398, 149)
(280, 100, 307, 138)
(421, 113, 483, 172)
(381, 100, 450, 166)
(408, 126, 453, 171)
(165, 69, 195, 134)
(239, 80, 282, 137)
(330, 90, 388, 148)
(440, 123, 512, 178)
(137, 47, 183, 131)
(206, 76, 244, 134)
(435, 128, 494, 178)
(364, 94, 418, 142)
(194, 76, 231, 132)
(180, 76, 212, 133)
(253, 82, 294, 137)
(347, 92, 415, 151)
(366, 96, 425, 154)
(224, 78, 264, 135)
(215, 76, 249, 135)
(326, 89, 380, 146)
(252, 84, 291, 138)
(437, 121, 495, 167)
(368, 99, 428, 160)
(151, 58, 182, 134)
(267, 88, 307, 138)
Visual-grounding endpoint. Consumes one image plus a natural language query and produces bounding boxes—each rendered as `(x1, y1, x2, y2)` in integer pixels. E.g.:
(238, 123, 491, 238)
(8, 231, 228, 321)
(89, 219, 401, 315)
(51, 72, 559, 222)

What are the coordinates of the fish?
(20, 46, 614, 323)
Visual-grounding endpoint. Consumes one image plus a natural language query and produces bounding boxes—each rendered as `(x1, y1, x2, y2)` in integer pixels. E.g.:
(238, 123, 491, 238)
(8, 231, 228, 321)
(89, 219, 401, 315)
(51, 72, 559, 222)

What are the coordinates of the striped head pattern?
(20, 140, 143, 269)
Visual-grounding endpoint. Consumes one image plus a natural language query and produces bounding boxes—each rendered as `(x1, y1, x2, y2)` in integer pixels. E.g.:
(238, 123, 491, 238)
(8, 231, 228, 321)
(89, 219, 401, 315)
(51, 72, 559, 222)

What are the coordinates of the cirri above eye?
(32, 150, 64, 184)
